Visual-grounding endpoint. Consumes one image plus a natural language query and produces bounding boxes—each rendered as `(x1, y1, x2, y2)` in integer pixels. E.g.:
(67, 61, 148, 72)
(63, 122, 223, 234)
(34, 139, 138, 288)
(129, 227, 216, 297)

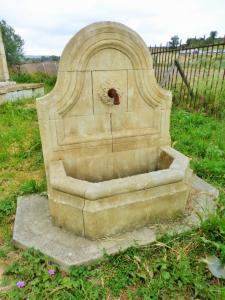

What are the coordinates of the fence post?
(174, 59, 194, 97)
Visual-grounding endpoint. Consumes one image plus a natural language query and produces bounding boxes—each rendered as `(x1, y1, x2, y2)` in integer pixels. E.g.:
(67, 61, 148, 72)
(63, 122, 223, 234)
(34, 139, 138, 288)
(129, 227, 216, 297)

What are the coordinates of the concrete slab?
(13, 175, 218, 271)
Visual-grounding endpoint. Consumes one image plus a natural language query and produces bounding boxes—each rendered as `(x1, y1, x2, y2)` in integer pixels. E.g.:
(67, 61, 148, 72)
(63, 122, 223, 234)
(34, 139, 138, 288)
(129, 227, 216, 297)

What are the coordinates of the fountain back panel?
(36, 22, 192, 239)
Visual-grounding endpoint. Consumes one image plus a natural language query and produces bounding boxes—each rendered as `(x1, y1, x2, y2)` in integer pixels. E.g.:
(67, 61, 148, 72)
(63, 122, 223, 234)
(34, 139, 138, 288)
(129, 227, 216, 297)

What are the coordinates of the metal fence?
(150, 42, 225, 117)
(11, 61, 58, 76)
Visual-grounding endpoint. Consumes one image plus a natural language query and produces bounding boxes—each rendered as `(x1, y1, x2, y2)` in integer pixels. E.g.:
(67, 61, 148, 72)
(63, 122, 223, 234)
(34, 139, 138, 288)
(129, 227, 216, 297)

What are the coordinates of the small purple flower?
(16, 281, 26, 288)
(48, 269, 55, 276)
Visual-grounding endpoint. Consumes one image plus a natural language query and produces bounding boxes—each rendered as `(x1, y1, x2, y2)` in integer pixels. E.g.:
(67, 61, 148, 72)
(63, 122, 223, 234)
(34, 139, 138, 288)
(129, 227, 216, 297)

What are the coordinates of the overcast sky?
(1, 0, 224, 55)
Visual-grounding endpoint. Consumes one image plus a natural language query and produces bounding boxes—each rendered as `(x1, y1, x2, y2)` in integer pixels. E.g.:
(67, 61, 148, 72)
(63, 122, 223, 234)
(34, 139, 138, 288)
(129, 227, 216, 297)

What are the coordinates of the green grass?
(10, 72, 57, 94)
(154, 51, 225, 118)
(0, 93, 224, 298)
(171, 109, 225, 188)
(172, 80, 225, 119)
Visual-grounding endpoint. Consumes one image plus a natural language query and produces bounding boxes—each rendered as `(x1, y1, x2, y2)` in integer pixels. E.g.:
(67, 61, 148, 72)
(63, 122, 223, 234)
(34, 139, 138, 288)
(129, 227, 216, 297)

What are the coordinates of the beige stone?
(92, 70, 128, 114)
(0, 83, 44, 105)
(13, 177, 218, 270)
(49, 190, 85, 237)
(83, 183, 189, 239)
(36, 21, 193, 240)
(0, 29, 9, 82)
(49, 147, 189, 199)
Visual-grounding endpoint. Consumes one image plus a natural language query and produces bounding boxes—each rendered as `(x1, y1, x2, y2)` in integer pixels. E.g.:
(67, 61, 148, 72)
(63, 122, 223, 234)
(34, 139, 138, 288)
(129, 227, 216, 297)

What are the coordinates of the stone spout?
(108, 88, 120, 105)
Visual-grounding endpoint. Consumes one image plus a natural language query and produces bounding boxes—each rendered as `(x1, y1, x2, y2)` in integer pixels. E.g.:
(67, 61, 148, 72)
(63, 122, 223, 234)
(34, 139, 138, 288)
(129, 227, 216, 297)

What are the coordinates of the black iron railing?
(150, 42, 225, 117)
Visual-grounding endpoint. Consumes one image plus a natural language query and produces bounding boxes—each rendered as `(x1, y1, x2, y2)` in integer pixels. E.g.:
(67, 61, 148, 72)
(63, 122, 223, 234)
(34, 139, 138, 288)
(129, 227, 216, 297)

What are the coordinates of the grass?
(153, 50, 225, 118)
(171, 109, 225, 189)
(10, 72, 57, 94)
(0, 79, 225, 298)
(172, 80, 225, 119)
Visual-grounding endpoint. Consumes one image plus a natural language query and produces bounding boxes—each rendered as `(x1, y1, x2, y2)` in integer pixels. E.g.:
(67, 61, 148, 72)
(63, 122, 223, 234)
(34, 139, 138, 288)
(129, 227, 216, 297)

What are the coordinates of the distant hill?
(23, 55, 60, 63)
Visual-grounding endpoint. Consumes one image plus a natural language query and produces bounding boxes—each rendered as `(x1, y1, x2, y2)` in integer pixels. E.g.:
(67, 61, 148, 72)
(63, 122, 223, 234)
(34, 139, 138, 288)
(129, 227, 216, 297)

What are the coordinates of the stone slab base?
(0, 81, 16, 87)
(13, 175, 218, 271)
(0, 83, 44, 105)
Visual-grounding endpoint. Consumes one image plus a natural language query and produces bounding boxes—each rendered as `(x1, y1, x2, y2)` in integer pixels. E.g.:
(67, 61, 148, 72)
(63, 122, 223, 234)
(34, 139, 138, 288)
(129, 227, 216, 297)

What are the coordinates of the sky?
(1, 0, 224, 56)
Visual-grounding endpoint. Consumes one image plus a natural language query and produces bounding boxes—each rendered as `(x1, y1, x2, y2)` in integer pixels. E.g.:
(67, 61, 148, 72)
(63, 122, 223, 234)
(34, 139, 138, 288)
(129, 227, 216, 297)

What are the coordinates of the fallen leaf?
(202, 255, 225, 279)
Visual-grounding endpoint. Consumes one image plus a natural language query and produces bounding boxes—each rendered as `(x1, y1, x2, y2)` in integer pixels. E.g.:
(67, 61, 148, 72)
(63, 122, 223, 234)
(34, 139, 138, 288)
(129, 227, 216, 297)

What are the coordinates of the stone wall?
(0, 83, 44, 105)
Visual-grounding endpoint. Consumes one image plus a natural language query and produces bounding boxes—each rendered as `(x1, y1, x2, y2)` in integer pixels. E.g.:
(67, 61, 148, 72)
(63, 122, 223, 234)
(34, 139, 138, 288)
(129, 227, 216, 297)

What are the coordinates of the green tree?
(209, 31, 218, 40)
(169, 35, 180, 48)
(0, 20, 24, 65)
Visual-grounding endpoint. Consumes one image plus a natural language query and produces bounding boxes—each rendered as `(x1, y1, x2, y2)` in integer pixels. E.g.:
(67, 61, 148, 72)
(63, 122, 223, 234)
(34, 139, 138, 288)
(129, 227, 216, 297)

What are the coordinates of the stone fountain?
(13, 22, 218, 269)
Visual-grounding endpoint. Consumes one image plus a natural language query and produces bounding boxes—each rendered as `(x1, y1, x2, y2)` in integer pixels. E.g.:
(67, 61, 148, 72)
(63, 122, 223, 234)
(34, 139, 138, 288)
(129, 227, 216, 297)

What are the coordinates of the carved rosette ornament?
(97, 81, 122, 105)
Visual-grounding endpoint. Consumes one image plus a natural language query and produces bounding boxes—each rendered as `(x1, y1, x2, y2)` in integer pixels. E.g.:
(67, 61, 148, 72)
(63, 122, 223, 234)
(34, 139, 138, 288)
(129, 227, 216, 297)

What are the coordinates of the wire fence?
(150, 41, 225, 117)
(11, 61, 58, 76)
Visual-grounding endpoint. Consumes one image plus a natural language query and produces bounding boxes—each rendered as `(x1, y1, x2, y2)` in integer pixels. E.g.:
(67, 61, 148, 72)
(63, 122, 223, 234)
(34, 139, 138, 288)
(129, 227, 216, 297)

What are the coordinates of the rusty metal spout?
(108, 88, 120, 105)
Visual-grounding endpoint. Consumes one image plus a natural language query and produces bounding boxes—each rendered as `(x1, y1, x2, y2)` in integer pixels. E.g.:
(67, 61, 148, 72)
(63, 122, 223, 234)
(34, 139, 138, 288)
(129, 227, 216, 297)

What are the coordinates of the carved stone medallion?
(97, 80, 122, 105)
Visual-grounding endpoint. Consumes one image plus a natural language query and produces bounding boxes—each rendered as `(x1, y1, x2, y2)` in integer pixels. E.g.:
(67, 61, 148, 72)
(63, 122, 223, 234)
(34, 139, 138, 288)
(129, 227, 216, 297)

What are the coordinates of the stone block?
(13, 176, 218, 270)
(33, 22, 197, 242)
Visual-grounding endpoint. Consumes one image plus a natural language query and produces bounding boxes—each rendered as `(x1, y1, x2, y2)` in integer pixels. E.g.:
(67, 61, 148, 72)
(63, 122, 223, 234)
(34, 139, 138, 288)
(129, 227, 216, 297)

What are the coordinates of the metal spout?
(108, 88, 120, 105)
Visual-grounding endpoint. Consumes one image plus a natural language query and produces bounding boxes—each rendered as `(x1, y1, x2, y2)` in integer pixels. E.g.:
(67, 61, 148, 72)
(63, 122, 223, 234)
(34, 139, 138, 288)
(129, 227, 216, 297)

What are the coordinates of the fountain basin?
(48, 146, 191, 239)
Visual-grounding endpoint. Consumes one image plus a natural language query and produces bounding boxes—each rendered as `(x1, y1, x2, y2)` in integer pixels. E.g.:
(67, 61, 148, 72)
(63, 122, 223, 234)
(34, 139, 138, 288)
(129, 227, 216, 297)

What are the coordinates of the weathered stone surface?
(155, 176, 219, 235)
(0, 81, 16, 87)
(0, 83, 44, 105)
(35, 22, 195, 239)
(13, 176, 218, 271)
(47, 145, 191, 239)
(13, 194, 156, 270)
(0, 29, 9, 82)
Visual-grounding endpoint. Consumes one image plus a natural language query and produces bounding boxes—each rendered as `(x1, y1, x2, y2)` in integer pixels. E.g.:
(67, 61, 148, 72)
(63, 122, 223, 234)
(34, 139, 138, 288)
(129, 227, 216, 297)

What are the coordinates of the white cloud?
(1, 0, 224, 55)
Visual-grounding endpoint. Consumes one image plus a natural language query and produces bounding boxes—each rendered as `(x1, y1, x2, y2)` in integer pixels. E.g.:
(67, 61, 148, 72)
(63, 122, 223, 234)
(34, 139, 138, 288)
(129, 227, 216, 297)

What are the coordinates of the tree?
(0, 20, 24, 65)
(169, 35, 180, 48)
(209, 31, 218, 40)
(185, 31, 222, 47)
(40, 55, 60, 62)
